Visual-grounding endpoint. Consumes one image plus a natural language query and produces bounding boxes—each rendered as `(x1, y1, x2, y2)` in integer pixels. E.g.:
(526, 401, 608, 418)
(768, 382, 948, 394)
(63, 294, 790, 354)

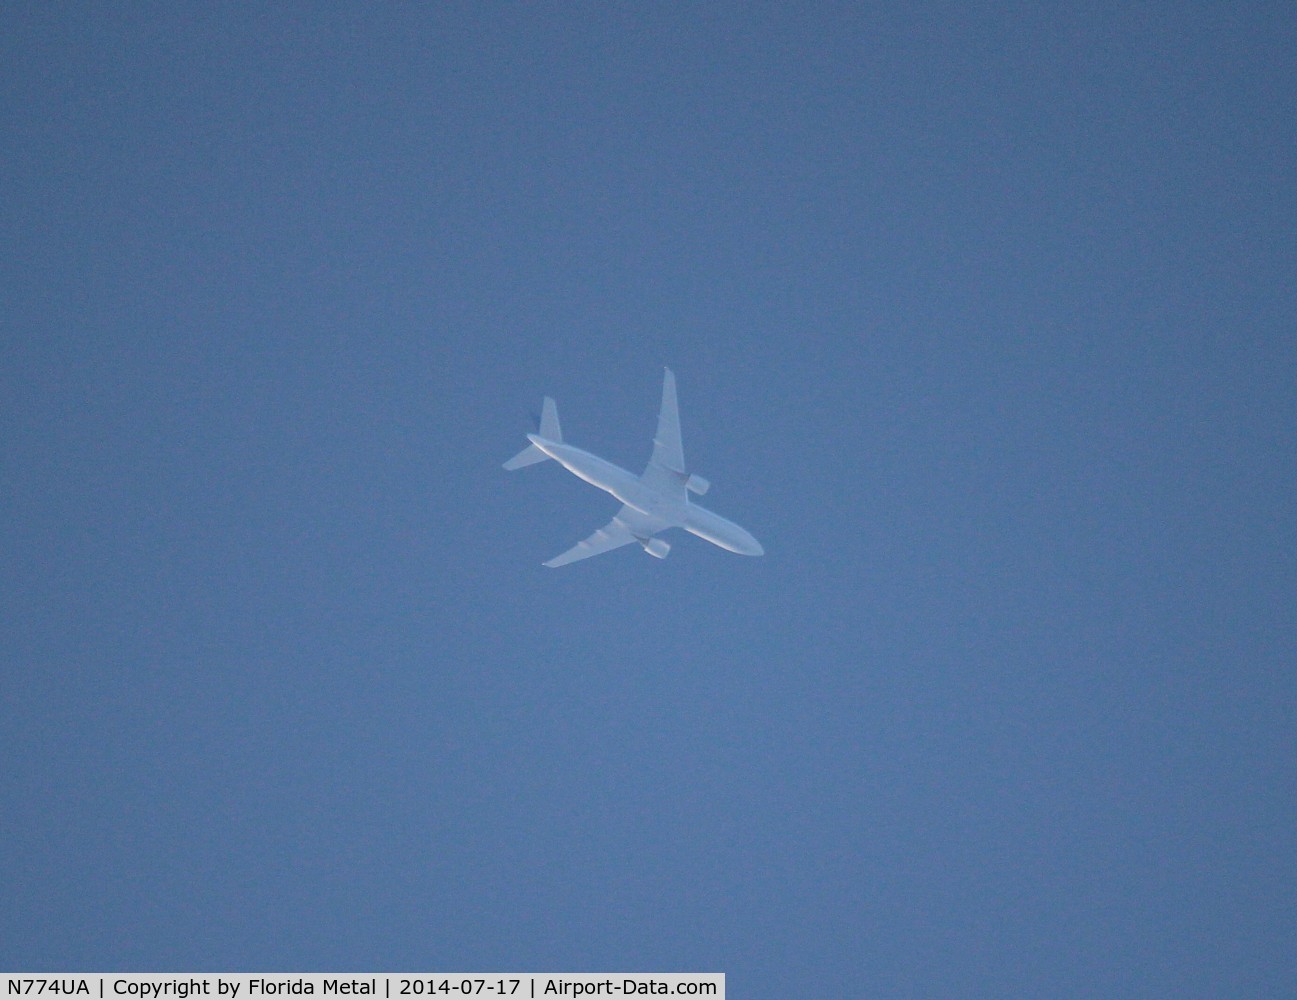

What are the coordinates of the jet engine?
(685, 473, 710, 496)
(641, 537, 671, 559)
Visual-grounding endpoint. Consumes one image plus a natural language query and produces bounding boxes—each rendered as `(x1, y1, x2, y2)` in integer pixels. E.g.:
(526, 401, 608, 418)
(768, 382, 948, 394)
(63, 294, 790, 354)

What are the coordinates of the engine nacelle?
(685, 473, 710, 496)
(641, 537, 670, 559)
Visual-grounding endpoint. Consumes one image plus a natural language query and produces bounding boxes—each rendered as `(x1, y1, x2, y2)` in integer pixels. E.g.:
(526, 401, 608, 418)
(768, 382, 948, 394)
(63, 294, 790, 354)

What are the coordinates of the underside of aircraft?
(504, 368, 763, 566)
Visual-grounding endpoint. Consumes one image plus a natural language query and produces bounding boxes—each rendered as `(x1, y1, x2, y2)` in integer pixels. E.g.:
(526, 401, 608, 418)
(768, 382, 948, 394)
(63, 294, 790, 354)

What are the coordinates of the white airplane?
(504, 368, 764, 567)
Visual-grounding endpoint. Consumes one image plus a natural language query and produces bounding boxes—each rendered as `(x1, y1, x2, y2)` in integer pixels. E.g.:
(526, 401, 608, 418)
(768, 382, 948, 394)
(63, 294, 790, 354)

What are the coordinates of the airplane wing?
(543, 505, 668, 567)
(640, 367, 688, 497)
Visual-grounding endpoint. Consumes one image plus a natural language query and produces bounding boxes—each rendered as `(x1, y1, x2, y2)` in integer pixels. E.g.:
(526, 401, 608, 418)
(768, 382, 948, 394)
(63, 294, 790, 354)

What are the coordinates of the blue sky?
(4, 3, 1294, 995)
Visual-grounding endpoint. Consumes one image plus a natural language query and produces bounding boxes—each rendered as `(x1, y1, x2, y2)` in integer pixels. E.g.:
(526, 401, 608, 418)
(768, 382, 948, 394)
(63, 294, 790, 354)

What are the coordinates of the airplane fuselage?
(505, 368, 762, 566)
(528, 434, 763, 556)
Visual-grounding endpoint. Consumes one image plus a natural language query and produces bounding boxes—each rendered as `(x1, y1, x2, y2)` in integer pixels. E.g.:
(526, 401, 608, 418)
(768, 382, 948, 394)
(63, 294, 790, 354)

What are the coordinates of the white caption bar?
(3, 975, 723, 1000)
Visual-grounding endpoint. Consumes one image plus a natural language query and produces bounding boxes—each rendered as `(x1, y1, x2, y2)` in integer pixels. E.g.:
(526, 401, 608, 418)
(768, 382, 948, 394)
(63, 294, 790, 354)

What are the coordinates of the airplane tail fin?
(538, 396, 561, 441)
(503, 396, 561, 470)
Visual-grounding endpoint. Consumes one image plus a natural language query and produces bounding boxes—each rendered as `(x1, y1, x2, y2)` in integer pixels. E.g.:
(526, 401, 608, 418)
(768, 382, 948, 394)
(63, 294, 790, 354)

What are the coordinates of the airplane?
(504, 368, 764, 567)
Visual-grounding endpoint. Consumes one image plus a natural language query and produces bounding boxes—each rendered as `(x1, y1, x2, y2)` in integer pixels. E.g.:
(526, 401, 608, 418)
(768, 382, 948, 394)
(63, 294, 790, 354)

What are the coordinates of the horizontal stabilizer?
(503, 444, 549, 470)
(504, 395, 562, 470)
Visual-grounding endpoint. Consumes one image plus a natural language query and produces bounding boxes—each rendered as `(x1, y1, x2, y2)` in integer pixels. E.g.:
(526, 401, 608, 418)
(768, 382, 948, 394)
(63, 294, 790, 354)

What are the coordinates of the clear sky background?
(3, 3, 1294, 995)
